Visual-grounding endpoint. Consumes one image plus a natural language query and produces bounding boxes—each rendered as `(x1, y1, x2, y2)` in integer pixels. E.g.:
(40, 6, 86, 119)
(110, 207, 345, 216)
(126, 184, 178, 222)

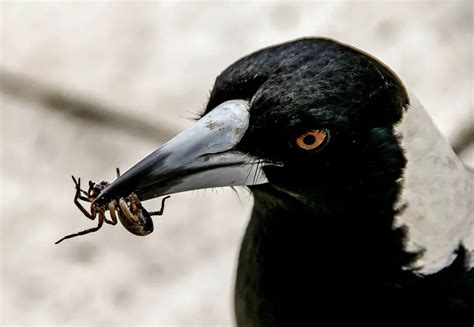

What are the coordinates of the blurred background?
(1, 1, 473, 325)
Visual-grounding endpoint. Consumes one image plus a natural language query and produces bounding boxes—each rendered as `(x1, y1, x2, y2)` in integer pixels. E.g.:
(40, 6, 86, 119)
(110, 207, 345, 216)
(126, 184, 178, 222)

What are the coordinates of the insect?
(55, 169, 170, 244)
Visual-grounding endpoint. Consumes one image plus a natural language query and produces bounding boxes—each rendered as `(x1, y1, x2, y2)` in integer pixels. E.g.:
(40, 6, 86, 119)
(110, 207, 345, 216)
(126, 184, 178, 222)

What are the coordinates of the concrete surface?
(1, 1, 473, 326)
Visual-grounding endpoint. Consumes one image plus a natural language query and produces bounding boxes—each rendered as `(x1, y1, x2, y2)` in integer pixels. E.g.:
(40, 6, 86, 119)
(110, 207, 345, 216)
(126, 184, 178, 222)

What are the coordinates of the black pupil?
(303, 134, 316, 145)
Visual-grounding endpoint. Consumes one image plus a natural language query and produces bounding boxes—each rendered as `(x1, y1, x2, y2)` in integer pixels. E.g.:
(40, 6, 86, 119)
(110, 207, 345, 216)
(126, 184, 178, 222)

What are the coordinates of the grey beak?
(97, 100, 268, 203)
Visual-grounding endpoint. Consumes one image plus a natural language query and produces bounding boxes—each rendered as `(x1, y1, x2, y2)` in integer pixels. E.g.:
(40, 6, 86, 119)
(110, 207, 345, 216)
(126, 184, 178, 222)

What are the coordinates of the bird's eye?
(294, 129, 329, 151)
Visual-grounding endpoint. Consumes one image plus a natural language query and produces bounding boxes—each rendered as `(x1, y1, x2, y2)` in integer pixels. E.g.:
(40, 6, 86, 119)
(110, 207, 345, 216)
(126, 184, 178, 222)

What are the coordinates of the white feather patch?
(395, 94, 474, 274)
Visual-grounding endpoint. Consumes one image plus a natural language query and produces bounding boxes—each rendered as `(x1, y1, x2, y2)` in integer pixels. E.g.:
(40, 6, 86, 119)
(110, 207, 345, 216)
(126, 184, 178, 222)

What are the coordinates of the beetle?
(55, 169, 170, 244)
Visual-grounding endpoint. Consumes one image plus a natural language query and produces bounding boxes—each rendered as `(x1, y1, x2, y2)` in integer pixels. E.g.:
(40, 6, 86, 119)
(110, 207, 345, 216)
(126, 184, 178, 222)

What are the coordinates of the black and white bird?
(97, 38, 473, 326)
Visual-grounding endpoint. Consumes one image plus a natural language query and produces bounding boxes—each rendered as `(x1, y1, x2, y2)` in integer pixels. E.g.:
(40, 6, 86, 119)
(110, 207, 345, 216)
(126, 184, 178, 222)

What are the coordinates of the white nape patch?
(395, 94, 474, 275)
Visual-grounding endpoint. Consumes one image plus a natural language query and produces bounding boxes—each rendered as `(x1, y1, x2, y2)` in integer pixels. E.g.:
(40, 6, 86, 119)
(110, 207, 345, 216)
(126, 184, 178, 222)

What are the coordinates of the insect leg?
(129, 194, 141, 222)
(149, 196, 171, 216)
(116, 206, 129, 225)
(72, 176, 95, 219)
(55, 210, 103, 244)
(87, 180, 95, 198)
(119, 198, 138, 223)
(78, 195, 91, 202)
(105, 201, 118, 225)
(72, 175, 90, 196)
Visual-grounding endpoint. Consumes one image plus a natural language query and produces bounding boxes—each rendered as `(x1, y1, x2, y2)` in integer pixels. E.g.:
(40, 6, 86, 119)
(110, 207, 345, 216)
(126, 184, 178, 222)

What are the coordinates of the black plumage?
(203, 38, 473, 326)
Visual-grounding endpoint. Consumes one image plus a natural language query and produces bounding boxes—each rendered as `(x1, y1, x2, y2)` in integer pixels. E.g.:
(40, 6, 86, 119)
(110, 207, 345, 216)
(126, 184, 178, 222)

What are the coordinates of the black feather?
(204, 37, 473, 326)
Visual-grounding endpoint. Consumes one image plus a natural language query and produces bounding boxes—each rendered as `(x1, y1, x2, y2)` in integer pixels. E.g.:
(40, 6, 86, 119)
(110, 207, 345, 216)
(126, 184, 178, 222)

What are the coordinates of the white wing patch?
(395, 94, 474, 274)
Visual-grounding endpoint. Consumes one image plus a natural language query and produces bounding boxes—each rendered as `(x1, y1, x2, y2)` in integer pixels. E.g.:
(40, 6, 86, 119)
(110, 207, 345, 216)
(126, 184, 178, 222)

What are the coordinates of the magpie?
(96, 38, 473, 326)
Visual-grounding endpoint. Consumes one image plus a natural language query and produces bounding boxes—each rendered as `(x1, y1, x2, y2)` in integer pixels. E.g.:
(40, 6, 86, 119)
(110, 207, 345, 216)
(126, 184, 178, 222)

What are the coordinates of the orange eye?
(295, 129, 329, 151)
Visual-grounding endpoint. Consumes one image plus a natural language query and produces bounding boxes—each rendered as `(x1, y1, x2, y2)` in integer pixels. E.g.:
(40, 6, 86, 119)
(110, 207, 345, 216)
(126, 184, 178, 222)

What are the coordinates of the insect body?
(55, 170, 170, 244)
(115, 194, 157, 236)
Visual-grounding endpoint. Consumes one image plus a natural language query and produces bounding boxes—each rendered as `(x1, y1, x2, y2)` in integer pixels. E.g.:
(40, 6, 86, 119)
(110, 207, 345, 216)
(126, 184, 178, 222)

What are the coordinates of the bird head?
(96, 38, 410, 207)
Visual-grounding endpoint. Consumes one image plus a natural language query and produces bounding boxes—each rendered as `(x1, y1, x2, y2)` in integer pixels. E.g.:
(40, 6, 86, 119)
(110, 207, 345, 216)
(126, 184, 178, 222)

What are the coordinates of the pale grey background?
(1, 1, 473, 325)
